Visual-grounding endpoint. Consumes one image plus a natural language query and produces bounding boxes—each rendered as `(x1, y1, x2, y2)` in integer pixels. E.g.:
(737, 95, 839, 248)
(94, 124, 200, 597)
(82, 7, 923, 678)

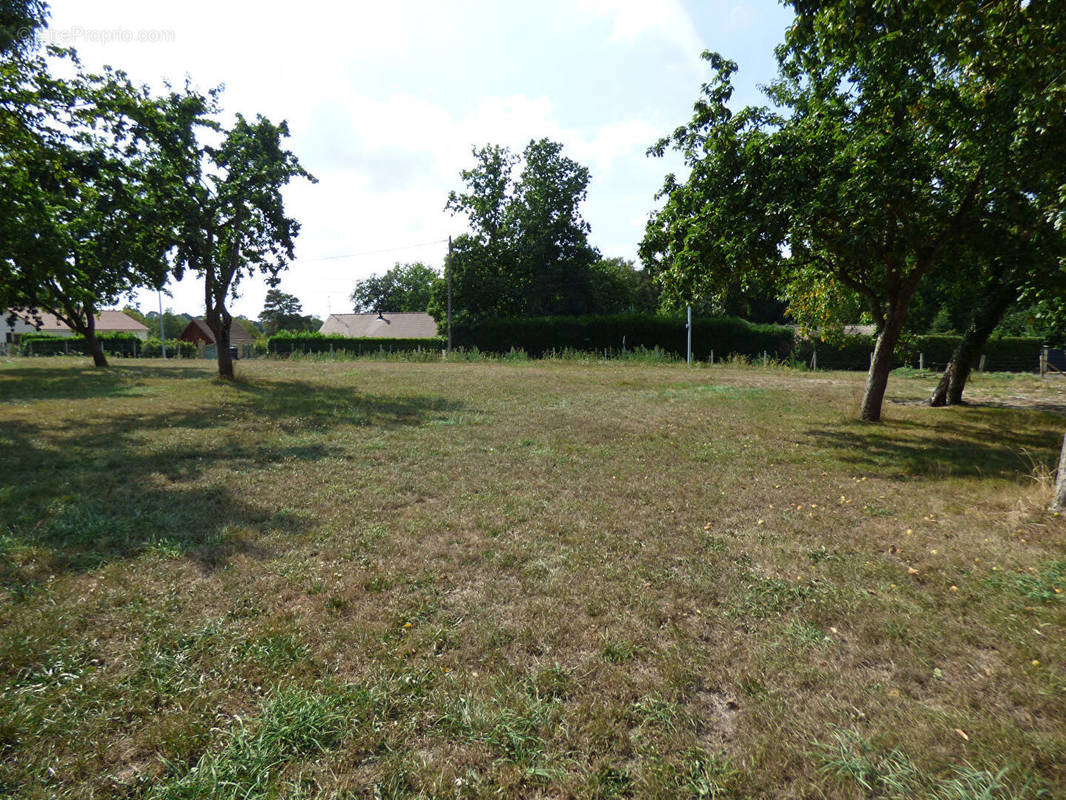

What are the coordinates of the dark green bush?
(267, 331, 445, 355)
(794, 334, 876, 370)
(895, 335, 1042, 371)
(141, 338, 197, 358)
(19, 332, 143, 356)
(796, 333, 1045, 372)
(451, 314, 793, 359)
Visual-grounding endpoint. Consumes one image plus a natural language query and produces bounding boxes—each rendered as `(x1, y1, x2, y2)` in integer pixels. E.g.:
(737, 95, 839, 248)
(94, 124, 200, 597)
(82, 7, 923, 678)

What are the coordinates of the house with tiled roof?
(95, 310, 151, 339)
(177, 318, 258, 347)
(319, 312, 438, 339)
(3, 309, 149, 343)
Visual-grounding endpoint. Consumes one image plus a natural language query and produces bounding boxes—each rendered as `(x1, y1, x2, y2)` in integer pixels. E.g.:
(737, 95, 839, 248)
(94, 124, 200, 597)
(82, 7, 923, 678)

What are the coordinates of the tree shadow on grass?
(0, 363, 215, 402)
(0, 419, 319, 592)
(804, 409, 1062, 481)
(7, 484, 284, 579)
(0, 374, 468, 589)
(226, 378, 465, 431)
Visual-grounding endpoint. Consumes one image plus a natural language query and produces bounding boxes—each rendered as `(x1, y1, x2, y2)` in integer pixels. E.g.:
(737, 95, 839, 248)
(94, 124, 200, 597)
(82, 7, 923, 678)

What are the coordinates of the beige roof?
(6, 309, 68, 332)
(179, 318, 257, 345)
(320, 313, 438, 338)
(95, 310, 148, 333)
(5, 309, 147, 333)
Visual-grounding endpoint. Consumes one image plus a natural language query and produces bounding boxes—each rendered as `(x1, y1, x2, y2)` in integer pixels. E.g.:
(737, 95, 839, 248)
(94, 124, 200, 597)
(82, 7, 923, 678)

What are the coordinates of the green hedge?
(18, 333, 200, 358)
(141, 338, 197, 358)
(794, 335, 876, 370)
(267, 331, 446, 355)
(796, 334, 1044, 371)
(910, 335, 1043, 372)
(261, 320, 1044, 371)
(19, 332, 143, 356)
(451, 314, 794, 359)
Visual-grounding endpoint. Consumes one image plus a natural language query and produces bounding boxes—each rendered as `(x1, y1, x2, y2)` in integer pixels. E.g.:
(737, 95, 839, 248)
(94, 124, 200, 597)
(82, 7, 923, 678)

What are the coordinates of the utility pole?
(446, 235, 453, 355)
(158, 289, 167, 359)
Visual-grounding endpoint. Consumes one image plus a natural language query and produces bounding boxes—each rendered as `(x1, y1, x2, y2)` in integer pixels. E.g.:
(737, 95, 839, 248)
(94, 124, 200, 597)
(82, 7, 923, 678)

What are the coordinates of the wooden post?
(919, 352, 924, 370)
(978, 354, 986, 372)
(811, 349, 817, 370)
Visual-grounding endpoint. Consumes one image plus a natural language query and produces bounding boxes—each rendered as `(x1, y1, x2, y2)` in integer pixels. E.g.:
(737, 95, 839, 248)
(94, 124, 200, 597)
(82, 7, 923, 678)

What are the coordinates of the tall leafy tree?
(140, 308, 192, 340)
(586, 257, 661, 314)
(923, 0, 1066, 404)
(511, 139, 600, 315)
(350, 262, 439, 313)
(644, 2, 1066, 421)
(175, 114, 315, 378)
(1, 46, 214, 366)
(259, 288, 317, 335)
(440, 139, 600, 320)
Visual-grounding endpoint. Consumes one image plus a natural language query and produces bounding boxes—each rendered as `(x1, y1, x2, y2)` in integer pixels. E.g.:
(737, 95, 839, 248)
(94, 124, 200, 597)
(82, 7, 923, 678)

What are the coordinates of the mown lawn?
(1, 356, 1064, 799)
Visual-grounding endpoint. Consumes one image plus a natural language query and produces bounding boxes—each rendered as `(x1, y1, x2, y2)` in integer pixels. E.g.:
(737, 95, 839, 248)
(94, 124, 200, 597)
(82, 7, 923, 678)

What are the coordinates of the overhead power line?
(304, 238, 450, 262)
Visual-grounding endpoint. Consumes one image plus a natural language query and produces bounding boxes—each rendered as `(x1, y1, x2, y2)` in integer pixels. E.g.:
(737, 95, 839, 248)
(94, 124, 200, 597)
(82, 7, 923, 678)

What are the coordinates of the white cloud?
(729, 4, 755, 28)
(572, 119, 662, 174)
(576, 0, 704, 70)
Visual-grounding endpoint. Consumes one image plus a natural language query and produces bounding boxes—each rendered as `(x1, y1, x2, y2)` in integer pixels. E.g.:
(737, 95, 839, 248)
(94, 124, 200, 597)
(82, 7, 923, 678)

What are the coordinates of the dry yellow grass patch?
(0, 357, 1063, 798)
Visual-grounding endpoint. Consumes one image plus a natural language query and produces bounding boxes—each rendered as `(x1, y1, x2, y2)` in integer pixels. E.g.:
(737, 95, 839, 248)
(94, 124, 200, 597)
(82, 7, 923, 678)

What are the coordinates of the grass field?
(1, 356, 1064, 799)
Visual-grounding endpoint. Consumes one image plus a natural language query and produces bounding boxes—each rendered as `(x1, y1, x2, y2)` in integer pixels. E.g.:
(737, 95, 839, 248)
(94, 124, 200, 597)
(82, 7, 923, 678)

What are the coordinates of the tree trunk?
(83, 305, 108, 367)
(1050, 432, 1066, 512)
(215, 321, 234, 379)
(860, 311, 906, 422)
(203, 212, 242, 381)
(87, 333, 107, 367)
(929, 288, 1014, 407)
(204, 265, 235, 379)
(205, 302, 234, 380)
(203, 298, 235, 379)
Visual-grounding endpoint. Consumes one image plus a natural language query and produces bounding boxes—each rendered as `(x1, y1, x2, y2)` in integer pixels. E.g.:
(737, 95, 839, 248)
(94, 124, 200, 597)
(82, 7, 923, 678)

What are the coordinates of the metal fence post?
(686, 306, 692, 365)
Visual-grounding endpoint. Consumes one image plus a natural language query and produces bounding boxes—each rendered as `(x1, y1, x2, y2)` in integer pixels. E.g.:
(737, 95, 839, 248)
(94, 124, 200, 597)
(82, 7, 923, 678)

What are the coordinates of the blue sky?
(46, 0, 796, 320)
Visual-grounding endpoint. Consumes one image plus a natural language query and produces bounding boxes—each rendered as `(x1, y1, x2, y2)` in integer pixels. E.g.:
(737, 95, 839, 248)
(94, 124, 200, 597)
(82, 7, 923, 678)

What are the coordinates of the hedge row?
(20, 332, 143, 356)
(267, 332, 446, 355)
(451, 314, 794, 359)
(259, 317, 1047, 372)
(797, 334, 1045, 371)
(140, 338, 197, 358)
(907, 335, 1044, 371)
(18, 333, 197, 358)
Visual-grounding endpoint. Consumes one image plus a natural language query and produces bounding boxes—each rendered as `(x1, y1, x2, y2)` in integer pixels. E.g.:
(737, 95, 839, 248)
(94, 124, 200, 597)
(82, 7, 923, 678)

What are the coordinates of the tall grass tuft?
(148, 687, 350, 799)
